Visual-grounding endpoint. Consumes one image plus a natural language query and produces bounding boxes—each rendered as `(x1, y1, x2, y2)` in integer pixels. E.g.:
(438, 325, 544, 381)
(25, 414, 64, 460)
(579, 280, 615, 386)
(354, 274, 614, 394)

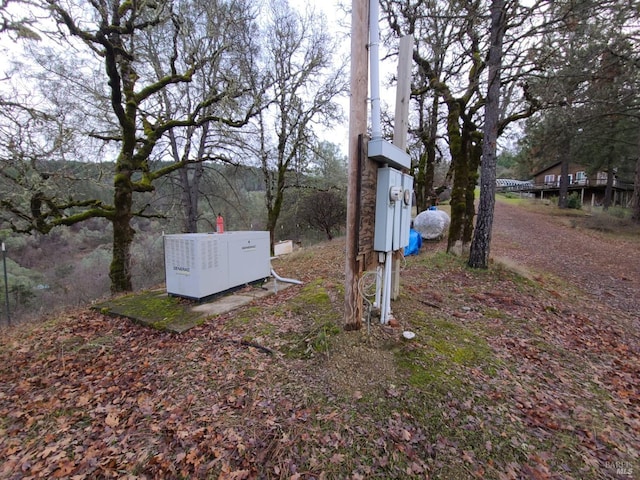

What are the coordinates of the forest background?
(0, 0, 638, 324)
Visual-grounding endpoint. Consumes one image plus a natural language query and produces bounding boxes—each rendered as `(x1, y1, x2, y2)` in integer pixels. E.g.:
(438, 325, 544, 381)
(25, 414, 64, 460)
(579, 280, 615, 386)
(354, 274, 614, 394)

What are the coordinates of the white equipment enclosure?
(163, 231, 271, 301)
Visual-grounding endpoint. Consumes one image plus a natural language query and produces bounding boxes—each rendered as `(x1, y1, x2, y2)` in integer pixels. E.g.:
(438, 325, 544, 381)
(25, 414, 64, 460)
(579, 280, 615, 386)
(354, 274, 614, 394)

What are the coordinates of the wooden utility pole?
(344, 0, 369, 330)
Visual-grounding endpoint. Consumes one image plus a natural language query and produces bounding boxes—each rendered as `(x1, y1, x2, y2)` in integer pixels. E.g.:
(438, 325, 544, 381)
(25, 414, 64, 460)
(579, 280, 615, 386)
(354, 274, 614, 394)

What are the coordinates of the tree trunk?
(446, 102, 468, 255)
(266, 167, 286, 251)
(180, 161, 205, 233)
(414, 94, 440, 212)
(325, 228, 333, 240)
(414, 149, 428, 211)
(604, 157, 614, 210)
(463, 135, 481, 246)
(632, 130, 640, 222)
(469, 0, 506, 268)
(180, 164, 196, 233)
(558, 155, 570, 208)
(109, 172, 135, 293)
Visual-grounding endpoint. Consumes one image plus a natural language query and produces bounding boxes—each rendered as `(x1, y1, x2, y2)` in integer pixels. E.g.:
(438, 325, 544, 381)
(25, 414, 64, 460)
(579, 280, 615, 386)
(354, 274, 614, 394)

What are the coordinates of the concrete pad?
(94, 278, 298, 333)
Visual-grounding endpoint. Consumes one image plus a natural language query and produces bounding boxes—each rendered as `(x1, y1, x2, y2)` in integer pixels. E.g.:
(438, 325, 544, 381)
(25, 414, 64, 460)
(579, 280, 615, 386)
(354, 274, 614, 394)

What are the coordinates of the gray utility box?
(374, 167, 413, 252)
(163, 231, 271, 301)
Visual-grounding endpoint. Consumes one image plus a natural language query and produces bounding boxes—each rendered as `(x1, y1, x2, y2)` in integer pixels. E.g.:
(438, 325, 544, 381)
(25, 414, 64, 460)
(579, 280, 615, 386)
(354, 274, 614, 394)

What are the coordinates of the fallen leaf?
(105, 412, 120, 428)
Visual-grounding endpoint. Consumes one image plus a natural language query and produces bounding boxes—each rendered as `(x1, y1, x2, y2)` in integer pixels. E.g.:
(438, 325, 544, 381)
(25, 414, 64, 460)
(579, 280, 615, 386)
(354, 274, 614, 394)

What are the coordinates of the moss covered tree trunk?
(447, 116, 481, 256)
(109, 105, 138, 293)
(109, 182, 135, 293)
(446, 101, 471, 255)
(413, 94, 440, 211)
(464, 136, 482, 245)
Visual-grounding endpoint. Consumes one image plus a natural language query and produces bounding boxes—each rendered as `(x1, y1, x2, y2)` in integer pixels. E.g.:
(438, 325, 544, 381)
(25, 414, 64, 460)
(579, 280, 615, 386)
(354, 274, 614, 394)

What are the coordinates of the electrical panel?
(399, 173, 414, 249)
(373, 167, 415, 252)
(164, 231, 271, 301)
(374, 166, 402, 252)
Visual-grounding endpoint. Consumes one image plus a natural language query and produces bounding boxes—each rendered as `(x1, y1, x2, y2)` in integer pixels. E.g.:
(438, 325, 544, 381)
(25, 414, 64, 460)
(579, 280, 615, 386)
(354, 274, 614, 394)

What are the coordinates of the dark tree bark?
(446, 106, 471, 255)
(632, 129, 640, 222)
(558, 155, 570, 209)
(468, 0, 506, 268)
(180, 161, 205, 233)
(604, 156, 614, 210)
(463, 132, 482, 246)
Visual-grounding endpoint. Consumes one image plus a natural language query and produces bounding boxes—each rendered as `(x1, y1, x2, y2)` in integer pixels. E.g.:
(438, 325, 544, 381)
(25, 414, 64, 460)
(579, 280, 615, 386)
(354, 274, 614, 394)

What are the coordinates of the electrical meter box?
(374, 166, 403, 252)
(399, 173, 414, 249)
(164, 231, 271, 301)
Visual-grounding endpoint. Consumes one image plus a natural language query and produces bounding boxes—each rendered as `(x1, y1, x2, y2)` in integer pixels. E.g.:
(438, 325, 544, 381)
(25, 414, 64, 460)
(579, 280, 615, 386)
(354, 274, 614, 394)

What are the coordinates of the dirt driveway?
(491, 200, 640, 324)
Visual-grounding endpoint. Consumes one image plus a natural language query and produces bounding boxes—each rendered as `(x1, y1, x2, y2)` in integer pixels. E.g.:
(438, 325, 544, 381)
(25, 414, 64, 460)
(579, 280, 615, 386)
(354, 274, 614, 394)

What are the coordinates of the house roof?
(531, 161, 561, 177)
(530, 161, 594, 177)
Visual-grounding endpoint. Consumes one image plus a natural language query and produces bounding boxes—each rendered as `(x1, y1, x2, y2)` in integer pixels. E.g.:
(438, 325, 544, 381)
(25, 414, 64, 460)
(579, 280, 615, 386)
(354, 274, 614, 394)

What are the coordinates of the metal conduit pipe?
(271, 268, 303, 294)
(369, 0, 382, 140)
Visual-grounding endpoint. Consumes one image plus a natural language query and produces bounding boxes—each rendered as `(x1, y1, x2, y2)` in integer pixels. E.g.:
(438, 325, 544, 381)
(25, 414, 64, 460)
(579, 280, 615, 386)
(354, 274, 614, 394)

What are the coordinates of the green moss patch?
(93, 290, 205, 333)
(395, 315, 494, 393)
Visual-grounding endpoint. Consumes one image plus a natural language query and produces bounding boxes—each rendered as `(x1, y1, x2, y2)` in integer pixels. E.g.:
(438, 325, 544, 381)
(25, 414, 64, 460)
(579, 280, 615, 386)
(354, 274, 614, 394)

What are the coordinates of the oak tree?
(0, 0, 262, 293)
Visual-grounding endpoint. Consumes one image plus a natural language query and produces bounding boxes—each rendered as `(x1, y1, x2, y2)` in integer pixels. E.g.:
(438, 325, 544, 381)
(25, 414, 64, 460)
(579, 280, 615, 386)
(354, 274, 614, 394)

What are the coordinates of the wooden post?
(393, 35, 413, 151)
(391, 35, 413, 300)
(344, 0, 369, 330)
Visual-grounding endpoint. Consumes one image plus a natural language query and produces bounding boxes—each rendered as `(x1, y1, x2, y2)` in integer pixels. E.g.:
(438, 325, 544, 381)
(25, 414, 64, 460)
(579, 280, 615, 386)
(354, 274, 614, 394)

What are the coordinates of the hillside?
(0, 200, 638, 479)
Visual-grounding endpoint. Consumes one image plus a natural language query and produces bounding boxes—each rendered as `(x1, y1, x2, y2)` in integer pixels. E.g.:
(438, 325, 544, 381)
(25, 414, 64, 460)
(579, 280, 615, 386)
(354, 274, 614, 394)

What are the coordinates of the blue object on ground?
(404, 229, 423, 256)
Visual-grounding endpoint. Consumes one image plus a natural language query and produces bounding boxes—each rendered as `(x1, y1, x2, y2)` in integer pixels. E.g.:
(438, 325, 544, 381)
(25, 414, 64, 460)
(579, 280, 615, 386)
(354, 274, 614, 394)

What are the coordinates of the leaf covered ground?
(0, 201, 638, 479)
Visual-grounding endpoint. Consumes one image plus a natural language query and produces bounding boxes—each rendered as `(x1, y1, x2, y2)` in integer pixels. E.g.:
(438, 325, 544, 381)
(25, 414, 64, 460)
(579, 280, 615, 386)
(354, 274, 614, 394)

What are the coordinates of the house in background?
(524, 161, 634, 207)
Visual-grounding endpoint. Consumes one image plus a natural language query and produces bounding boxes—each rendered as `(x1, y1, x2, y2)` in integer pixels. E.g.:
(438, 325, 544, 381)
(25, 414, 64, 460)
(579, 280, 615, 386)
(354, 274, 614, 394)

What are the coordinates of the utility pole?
(344, 0, 369, 330)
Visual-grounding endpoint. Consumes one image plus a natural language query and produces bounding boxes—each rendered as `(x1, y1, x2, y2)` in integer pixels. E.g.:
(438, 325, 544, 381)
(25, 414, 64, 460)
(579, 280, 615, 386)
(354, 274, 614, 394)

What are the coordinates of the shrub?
(607, 206, 626, 219)
(567, 192, 582, 209)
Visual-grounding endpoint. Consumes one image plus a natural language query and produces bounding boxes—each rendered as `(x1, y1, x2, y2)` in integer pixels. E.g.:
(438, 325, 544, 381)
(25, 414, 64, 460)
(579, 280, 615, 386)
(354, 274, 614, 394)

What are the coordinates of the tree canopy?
(0, 0, 346, 293)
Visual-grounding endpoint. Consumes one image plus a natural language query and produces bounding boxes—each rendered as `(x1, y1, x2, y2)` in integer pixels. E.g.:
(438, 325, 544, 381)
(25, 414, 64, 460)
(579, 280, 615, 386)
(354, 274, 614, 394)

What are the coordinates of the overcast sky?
(287, 0, 401, 156)
(288, 0, 352, 152)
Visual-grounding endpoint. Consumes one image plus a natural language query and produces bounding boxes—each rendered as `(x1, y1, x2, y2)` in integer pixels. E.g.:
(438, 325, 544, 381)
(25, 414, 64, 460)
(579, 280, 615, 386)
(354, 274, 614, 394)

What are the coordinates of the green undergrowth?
(280, 280, 341, 358)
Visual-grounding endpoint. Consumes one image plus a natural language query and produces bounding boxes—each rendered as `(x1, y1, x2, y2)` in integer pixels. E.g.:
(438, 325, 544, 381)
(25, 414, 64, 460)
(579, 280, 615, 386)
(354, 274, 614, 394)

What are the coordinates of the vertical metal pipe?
(385, 252, 392, 322)
(369, 0, 382, 140)
(374, 264, 382, 309)
(380, 252, 392, 324)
